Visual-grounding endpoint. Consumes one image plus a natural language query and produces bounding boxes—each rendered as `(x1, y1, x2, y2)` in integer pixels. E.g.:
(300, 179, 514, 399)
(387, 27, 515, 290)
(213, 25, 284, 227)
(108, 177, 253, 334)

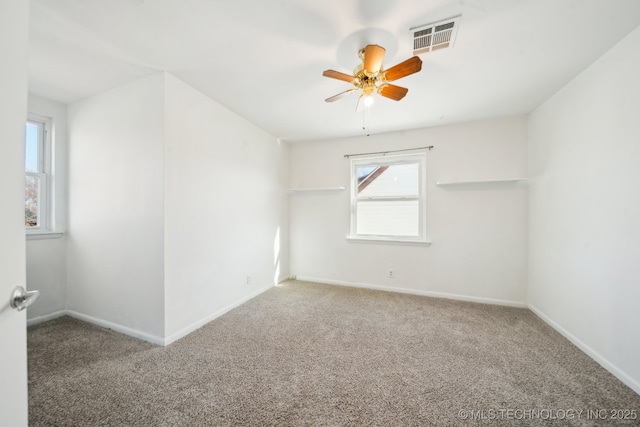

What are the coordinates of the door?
(0, 2, 31, 426)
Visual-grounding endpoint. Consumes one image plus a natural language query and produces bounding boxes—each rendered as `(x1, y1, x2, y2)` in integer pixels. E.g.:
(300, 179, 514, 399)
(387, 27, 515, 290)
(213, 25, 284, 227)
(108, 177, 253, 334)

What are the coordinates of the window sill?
(346, 236, 432, 246)
(26, 231, 64, 240)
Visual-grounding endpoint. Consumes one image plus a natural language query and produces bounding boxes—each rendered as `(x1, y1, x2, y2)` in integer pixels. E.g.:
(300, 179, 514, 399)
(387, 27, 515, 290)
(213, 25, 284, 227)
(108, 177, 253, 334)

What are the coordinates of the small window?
(25, 115, 51, 232)
(349, 152, 427, 243)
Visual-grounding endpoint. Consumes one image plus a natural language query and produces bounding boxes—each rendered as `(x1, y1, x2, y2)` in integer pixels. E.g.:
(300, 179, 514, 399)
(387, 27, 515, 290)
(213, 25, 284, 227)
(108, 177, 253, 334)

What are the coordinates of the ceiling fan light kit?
(363, 94, 374, 107)
(322, 44, 423, 107)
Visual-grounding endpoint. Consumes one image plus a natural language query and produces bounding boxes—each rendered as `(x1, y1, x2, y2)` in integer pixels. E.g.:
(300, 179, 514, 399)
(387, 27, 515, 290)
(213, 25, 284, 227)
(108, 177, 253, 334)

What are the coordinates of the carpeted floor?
(28, 280, 640, 426)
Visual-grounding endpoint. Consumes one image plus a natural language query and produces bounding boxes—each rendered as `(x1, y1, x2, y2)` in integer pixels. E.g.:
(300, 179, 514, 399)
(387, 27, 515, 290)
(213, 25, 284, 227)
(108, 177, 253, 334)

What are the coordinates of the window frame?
(348, 152, 428, 244)
(25, 114, 52, 234)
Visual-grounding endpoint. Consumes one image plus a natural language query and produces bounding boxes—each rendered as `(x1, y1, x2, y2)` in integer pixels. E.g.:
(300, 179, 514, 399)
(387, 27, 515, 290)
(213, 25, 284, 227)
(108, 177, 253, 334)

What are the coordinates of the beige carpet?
(28, 280, 640, 426)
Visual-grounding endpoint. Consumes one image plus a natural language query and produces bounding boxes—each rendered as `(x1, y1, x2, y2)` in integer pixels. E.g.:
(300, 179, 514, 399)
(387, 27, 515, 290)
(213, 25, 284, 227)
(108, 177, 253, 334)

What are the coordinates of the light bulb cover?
(363, 95, 374, 107)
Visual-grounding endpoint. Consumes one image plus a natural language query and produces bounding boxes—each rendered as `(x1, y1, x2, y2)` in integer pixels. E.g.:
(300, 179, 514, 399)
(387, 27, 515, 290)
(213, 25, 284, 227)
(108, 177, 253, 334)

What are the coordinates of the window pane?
(356, 200, 419, 237)
(25, 122, 40, 173)
(357, 163, 419, 197)
(356, 166, 377, 183)
(25, 175, 39, 227)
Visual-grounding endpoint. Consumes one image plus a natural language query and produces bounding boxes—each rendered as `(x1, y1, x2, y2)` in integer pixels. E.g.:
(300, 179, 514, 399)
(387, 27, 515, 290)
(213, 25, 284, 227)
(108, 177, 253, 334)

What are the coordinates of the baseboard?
(277, 274, 293, 284)
(29, 283, 278, 347)
(27, 310, 67, 326)
(65, 310, 165, 346)
(295, 276, 527, 308)
(529, 304, 640, 395)
(164, 283, 274, 346)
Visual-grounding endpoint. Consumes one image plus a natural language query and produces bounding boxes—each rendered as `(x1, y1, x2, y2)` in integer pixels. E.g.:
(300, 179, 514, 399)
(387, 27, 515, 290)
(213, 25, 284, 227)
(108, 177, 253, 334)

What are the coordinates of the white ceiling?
(29, 0, 640, 142)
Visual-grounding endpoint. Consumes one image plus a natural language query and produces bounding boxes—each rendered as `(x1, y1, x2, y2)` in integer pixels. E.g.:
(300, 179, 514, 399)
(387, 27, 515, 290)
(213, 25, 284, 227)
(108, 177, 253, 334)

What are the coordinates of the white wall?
(64, 72, 288, 344)
(67, 74, 166, 342)
(528, 25, 640, 393)
(163, 74, 289, 342)
(26, 94, 68, 321)
(289, 117, 528, 306)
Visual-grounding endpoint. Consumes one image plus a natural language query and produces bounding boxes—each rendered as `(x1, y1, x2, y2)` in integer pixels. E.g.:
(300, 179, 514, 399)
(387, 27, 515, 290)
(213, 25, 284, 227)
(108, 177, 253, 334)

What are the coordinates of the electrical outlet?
(388, 270, 394, 278)
(246, 275, 251, 285)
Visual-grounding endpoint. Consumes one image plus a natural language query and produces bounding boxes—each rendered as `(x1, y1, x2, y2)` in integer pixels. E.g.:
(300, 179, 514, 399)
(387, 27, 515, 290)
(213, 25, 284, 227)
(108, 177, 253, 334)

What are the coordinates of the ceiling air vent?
(411, 15, 461, 55)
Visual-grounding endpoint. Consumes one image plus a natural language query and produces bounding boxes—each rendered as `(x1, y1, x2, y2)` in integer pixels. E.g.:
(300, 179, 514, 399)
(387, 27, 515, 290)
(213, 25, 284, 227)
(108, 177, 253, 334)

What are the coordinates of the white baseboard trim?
(277, 274, 293, 284)
(164, 283, 274, 346)
(65, 310, 165, 346)
(295, 276, 527, 308)
(27, 284, 277, 347)
(27, 310, 67, 326)
(528, 304, 640, 395)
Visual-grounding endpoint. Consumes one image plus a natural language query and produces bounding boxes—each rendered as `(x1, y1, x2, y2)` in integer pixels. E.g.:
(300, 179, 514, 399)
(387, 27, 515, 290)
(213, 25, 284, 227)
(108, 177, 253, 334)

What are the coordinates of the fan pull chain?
(362, 107, 370, 133)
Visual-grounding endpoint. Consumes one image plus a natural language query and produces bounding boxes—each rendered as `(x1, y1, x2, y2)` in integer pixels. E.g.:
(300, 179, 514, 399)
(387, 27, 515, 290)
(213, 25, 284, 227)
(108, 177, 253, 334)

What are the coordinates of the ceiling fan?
(322, 44, 423, 108)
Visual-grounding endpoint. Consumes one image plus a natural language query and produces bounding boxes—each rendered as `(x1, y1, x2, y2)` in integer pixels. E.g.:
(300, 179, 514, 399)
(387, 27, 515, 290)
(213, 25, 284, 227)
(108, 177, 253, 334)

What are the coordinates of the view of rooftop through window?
(353, 161, 422, 238)
(357, 166, 377, 185)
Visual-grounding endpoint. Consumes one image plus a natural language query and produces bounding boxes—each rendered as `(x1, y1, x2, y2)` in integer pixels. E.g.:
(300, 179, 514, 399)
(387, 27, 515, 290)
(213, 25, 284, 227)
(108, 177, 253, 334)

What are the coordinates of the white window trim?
(25, 113, 54, 236)
(26, 232, 64, 241)
(346, 236, 432, 246)
(348, 152, 429, 244)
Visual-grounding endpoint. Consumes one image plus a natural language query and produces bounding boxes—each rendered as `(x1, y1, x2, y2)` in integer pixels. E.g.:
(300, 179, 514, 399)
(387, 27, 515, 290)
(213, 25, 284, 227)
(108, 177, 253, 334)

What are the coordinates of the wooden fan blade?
(363, 44, 386, 75)
(325, 89, 357, 103)
(384, 56, 422, 81)
(322, 69, 355, 83)
(379, 84, 409, 101)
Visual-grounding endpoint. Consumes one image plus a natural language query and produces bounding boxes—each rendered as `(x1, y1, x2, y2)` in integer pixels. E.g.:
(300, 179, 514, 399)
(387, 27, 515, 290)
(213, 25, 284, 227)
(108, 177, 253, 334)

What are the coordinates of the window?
(349, 152, 428, 243)
(25, 115, 51, 232)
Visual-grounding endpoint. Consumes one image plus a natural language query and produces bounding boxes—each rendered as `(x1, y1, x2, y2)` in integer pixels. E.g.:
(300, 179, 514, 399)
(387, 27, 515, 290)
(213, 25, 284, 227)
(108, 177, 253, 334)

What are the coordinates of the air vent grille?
(412, 16, 461, 55)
